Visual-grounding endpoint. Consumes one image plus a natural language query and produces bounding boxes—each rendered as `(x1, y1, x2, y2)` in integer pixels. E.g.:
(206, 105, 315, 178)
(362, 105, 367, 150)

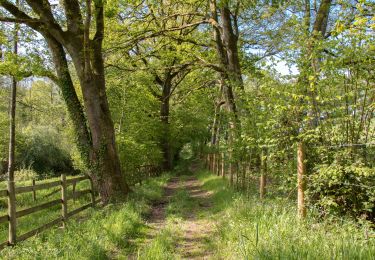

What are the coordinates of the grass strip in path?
(136, 174, 215, 259)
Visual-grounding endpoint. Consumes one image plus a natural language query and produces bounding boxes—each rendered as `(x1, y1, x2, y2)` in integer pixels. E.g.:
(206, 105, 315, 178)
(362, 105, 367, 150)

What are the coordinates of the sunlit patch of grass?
(197, 171, 375, 259)
(137, 222, 181, 260)
(166, 188, 196, 219)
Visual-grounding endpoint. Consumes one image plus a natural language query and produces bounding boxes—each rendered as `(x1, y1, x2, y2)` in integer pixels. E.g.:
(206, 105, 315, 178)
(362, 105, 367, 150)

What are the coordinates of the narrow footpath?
(138, 174, 215, 259)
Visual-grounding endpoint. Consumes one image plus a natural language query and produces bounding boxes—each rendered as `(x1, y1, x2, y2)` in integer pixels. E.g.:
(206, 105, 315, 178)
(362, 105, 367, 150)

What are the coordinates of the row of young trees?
(0, 0, 374, 218)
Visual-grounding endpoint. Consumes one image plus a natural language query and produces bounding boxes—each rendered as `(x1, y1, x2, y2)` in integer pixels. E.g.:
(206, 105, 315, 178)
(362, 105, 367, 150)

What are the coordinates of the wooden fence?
(0, 174, 100, 249)
(205, 142, 307, 218)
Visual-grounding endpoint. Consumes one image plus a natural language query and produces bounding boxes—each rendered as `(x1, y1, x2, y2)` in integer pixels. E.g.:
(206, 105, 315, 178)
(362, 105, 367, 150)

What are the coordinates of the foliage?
(0, 80, 74, 176)
(14, 166, 37, 181)
(197, 171, 375, 260)
(308, 162, 375, 221)
(17, 125, 74, 175)
(0, 1, 373, 256)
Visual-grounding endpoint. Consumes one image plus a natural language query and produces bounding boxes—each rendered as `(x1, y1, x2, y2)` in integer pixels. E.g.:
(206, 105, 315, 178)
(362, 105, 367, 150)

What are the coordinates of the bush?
(308, 162, 375, 222)
(15, 167, 37, 181)
(17, 126, 74, 175)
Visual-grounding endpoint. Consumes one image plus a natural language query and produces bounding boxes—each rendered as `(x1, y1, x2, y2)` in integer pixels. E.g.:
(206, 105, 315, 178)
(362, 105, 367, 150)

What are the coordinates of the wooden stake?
(61, 174, 67, 227)
(8, 180, 16, 245)
(7, 1, 19, 246)
(297, 142, 307, 219)
(212, 153, 216, 173)
(32, 179, 36, 202)
(221, 153, 225, 178)
(216, 155, 220, 176)
(259, 148, 267, 199)
(72, 182, 76, 202)
(89, 176, 96, 207)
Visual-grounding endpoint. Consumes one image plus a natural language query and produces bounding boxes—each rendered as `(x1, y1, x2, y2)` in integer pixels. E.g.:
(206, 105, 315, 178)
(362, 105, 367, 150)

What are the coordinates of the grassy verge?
(0, 176, 93, 242)
(197, 171, 375, 260)
(0, 174, 170, 259)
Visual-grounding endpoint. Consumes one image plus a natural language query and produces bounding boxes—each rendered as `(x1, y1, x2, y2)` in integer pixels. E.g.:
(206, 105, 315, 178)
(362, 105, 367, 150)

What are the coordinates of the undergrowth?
(197, 171, 375, 260)
(0, 176, 92, 242)
(0, 174, 170, 259)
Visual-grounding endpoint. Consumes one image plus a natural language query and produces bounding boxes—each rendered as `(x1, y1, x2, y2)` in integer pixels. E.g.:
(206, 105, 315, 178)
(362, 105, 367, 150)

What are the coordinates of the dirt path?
(147, 177, 180, 231)
(177, 176, 213, 259)
(146, 175, 214, 259)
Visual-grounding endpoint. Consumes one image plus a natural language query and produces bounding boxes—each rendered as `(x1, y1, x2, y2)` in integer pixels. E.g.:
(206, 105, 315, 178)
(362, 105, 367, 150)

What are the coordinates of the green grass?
(0, 176, 93, 243)
(166, 188, 196, 219)
(0, 174, 170, 259)
(197, 171, 375, 260)
(137, 221, 181, 260)
(137, 177, 197, 259)
(2, 169, 373, 259)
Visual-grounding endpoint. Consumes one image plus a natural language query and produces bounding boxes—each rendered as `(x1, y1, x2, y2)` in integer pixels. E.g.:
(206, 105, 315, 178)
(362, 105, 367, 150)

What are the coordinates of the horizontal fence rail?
(0, 174, 98, 250)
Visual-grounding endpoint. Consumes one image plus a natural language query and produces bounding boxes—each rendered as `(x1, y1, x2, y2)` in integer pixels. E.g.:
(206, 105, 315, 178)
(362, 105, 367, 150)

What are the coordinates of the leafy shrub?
(15, 167, 37, 181)
(17, 126, 74, 175)
(308, 162, 375, 221)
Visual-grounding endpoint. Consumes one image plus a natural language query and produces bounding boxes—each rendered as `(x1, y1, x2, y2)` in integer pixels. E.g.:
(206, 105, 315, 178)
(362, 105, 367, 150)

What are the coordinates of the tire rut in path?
(147, 177, 180, 231)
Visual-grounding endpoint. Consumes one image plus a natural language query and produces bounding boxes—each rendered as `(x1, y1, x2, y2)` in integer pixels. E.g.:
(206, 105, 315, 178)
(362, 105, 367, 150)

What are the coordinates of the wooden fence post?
(229, 151, 234, 186)
(207, 153, 210, 170)
(259, 148, 267, 200)
(8, 180, 16, 245)
(220, 153, 224, 178)
(89, 176, 96, 207)
(216, 154, 220, 176)
(241, 161, 246, 190)
(297, 142, 307, 219)
(72, 182, 76, 202)
(61, 174, 67, 227)
(32, 179, 36, 202)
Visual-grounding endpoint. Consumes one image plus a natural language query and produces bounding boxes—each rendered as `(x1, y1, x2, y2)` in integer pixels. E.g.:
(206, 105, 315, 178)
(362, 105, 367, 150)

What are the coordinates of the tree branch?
(23, 0, 67, 44)
(62, 0, 83, 34)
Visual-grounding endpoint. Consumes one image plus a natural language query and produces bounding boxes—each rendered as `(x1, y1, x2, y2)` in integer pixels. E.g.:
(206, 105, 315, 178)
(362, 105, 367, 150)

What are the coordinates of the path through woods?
(135, 174, 215, 259)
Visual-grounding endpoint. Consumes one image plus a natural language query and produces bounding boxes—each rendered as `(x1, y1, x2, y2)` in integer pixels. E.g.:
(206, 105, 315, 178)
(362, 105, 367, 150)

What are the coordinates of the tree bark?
(157, 74, 173, 171)
(297, 142, 307, 219)
(221, 152, 225, 178)
(209, 1, 242, 183)
(7, 10, 18, 245)
(0, 0, 130, 202)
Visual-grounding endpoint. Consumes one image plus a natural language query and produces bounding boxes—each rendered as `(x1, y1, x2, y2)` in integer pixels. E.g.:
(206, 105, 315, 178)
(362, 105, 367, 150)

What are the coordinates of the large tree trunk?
(46, 34, 129, 202)
(81, 77, 129, 201)
(209, 1, 242, 182)
(220, 5, 243, 89)
(159, 78, 172, 171)
(70, 41, 130, 201)
(7, 15, 18, 245)
(0, 0, 131, 202)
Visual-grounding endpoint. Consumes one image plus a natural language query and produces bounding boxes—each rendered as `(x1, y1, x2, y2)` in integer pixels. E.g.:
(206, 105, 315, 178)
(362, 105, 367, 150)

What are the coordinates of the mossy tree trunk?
(1, 0, 130, 202)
